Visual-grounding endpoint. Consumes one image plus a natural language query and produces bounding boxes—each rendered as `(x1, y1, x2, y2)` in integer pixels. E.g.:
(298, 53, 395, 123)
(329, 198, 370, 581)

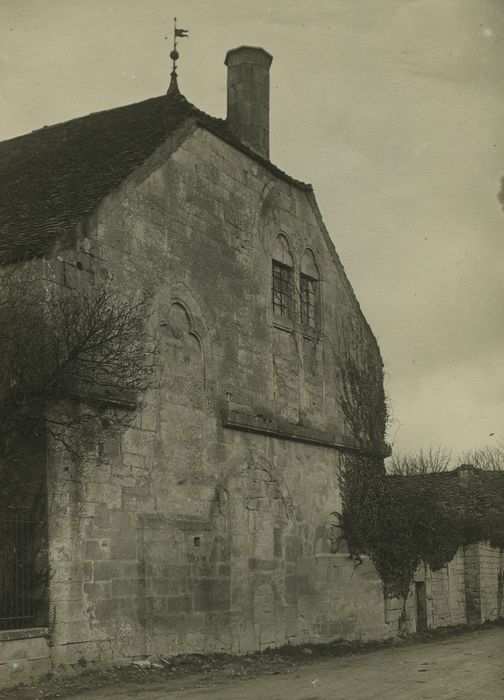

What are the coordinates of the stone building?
(385, 466, 504, 633)
(0, 47, 501, 686)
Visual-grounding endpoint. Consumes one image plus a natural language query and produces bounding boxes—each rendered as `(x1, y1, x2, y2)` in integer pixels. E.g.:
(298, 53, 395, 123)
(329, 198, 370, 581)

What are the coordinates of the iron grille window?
(0, 510, 46, 630)
(300, 273, 317, 328)
(272, 261, 293, 318)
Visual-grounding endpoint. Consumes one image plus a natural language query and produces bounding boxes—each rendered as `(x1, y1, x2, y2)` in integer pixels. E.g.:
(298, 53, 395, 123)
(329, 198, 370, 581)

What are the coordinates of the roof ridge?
(0, 93, 186, 146)
(0, 91, 311, 263)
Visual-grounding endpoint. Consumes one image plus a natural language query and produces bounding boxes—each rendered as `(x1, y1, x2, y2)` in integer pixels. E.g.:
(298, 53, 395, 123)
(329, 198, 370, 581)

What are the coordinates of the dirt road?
(71, 627, 503, 700)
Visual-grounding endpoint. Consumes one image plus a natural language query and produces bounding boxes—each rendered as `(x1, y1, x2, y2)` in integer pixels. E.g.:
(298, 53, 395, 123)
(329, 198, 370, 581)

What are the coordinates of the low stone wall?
(0, 628, 50, 689)
(1, 542, 503, 687)
(428, 548, 467, 628)
(476, 543, 503, 622)
(383, 544, 504, 635)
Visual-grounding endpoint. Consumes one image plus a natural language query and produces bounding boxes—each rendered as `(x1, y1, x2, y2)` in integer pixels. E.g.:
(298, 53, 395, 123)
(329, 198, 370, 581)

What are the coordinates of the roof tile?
(0, 93, 310, 263)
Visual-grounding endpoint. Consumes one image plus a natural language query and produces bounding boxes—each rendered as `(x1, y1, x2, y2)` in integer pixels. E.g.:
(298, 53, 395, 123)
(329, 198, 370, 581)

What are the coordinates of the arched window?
(300, 249, 320, 330)
(272, 235, 294, 319)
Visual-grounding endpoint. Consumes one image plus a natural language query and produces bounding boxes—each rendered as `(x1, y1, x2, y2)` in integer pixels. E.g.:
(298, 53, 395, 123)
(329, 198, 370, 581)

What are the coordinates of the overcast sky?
(1, 0, 503, 458)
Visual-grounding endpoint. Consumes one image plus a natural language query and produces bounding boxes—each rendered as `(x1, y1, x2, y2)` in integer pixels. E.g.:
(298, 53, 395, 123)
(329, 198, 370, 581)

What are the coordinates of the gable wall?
(41, 127, 389, 671)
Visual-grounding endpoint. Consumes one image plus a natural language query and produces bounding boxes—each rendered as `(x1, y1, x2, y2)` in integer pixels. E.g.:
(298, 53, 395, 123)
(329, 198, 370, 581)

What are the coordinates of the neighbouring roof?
(0, 91, 310, 263)
(387, 467, 504, 533)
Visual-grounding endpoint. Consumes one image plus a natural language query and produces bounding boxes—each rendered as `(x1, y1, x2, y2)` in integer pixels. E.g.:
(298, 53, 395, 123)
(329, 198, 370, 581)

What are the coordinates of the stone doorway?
(415, 581, 428, 632)
(224, 463, 292, 650)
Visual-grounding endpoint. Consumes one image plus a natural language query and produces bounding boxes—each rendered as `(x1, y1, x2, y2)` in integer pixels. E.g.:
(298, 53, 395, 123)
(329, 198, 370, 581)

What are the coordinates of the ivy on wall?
(340, 463, 504, 600)
(335, 318, 504, 601)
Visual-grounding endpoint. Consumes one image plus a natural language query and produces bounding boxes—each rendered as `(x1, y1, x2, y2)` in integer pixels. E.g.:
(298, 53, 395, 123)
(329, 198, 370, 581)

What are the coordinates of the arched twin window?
(300, 249, 320, 330)
(271, 236, 320, 330)
(272, 235, 294, 319)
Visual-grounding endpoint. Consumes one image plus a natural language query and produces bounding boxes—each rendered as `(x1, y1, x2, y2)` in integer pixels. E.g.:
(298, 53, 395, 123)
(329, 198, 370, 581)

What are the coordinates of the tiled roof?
(0, 92, 310, 263)
(387, 467, 504, 526)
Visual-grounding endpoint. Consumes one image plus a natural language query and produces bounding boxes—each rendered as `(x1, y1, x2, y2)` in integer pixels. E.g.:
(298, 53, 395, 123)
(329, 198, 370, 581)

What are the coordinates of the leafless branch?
(387, 446, 452, 475)
(0, 270, 157, 499)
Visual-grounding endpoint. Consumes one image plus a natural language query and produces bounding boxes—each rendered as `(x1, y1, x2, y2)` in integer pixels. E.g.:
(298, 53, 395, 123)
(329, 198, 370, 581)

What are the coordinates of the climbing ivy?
(340, 463, 504, 600)
(335, 318, 504, 601)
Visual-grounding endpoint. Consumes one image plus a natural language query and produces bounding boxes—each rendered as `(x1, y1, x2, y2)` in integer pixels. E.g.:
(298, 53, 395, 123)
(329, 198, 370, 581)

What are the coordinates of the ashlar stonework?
(43, 119, 388, 668)
(0, 46, 501, 686)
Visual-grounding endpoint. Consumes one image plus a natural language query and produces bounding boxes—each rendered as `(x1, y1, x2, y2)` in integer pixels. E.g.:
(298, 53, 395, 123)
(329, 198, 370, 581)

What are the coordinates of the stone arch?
(158, 300, 205, 407)
(216, 450, 295, 521)
(272, 233, 295, 269)
(301, 247, 321, 280)
(155, 285, 207, 477)
(313, 512, 343, 555)
(161, 281, 208, 349)
(214, 451, 296, 649)
(253, 180, 281, 254)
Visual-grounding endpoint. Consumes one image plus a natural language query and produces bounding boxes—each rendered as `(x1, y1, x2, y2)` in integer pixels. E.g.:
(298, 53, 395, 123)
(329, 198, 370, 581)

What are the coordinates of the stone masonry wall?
(385, 544, 503, 637)
(42, 125, 388, 671)
(464, 544, 482, 624)
(475, 543, 503, 623)
(427, 549, 467, 628)
(0, 630, 50, 689)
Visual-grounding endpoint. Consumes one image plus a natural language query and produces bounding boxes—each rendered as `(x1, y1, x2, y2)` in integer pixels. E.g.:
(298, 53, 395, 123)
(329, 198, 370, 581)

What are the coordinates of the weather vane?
(168, 17, 189, 81)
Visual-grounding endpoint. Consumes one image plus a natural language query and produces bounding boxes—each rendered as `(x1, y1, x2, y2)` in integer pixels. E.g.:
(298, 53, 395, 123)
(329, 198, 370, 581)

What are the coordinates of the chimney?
(225, 46, 273, 160)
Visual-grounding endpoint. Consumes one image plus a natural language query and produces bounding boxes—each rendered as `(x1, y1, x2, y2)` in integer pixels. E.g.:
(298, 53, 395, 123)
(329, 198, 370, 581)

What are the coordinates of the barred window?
(272, 261, 292, 318)
(300, 274, 317, 328)
(300, 249, 320, 330)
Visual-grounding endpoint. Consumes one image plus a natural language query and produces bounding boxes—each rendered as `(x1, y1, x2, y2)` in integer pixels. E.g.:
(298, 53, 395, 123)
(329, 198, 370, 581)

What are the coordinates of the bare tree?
(387, 446, 452, 475)
(0, 268, 157, 624)
(0, 270, 157, 500)
(458, 444, 504, 471)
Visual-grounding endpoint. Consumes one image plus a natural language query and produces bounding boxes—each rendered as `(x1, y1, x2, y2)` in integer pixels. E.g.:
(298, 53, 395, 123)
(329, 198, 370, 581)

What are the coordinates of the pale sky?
(1, 0, 503, 457)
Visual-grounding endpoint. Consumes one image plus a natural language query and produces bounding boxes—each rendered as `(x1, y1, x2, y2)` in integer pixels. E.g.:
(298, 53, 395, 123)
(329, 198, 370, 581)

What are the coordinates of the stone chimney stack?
(224, 46, 273, 160)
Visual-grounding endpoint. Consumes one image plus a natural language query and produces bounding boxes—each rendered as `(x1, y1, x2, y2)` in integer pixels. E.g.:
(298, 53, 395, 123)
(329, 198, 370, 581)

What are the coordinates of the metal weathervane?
(169, 17, 189, 79)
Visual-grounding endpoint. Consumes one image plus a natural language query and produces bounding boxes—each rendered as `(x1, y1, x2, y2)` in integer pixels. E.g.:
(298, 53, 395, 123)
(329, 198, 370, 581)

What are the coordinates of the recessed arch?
(157, 290, 206, 415)
(272, 234, 294, 320)
(273, 233, 294, 268)
(300, 248, 321, 331)
(301, 247, 320, 280)
(215, 451, 295, 520)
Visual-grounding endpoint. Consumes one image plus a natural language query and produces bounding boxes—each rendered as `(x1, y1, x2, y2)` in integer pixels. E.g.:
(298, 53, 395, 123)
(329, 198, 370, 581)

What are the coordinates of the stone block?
(184, 632, 206, 653)
(140, 406, 159, 432)
(191, 560, 215, 578)
(52, 620, 91, 646)
(85, 539, 111, 560)
(193, 579, 230, 612)
(51, 560, 93, 584)
(112, 578, 142, 598)
(0, 636, 49, 663)
(273, 528, 283, 559)
(57, 598, 93, 623)
(51, 581, 85, 601)
(285, 536, 302, 562)
(285, 576, 298, 605)
(50, 640, 100, 667)
(249, 558, 276, 571)
(150, 578, 180, 596)
(84, 580, 112, 601)
(122, 562, 142, 579)
(93, 560, 123, 581)
(110, 537, 137, 561)
(168, 595, 192, 614)
(0, 657, 51, 690)
(175, 518, 213, 532)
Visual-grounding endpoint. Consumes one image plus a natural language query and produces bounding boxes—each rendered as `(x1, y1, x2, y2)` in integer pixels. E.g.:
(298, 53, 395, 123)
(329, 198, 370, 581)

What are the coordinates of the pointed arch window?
(300, 249, 320, 330)
(272, 235, 294, 319)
